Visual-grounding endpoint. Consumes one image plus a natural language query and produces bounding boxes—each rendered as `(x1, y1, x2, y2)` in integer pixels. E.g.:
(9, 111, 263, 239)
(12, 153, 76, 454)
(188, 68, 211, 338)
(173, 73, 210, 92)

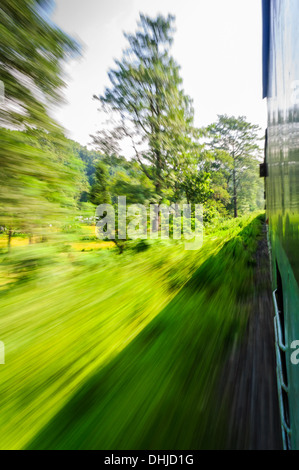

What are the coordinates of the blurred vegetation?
(0, 1, 266, 450)
(91, 13, 264, 219)
(0, 213, 263, 450)
(0, 4, 264, 246)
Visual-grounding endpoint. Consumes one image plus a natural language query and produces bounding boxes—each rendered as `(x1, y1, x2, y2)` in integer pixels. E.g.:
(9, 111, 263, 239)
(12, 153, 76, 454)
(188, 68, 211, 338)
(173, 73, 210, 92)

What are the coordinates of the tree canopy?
(92, 14, 200, 200)
(206, 115, 263, 218)
(0, 0, 80, 237)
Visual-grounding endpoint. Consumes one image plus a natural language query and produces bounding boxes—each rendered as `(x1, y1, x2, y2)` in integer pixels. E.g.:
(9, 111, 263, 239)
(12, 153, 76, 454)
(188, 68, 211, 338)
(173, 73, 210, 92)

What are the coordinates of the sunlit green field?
(0, 213, 263, 449)
(0, 225, 115, 252)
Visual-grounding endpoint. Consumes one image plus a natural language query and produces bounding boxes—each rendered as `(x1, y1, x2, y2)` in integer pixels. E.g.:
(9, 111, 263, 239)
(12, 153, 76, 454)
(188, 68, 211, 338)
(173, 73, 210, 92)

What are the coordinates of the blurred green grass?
(0, 213, 263, 449)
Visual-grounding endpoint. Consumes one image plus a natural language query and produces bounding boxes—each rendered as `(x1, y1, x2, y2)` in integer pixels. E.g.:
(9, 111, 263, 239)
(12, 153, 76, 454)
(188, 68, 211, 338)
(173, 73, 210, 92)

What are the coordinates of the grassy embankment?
(0, 213, 264, 449)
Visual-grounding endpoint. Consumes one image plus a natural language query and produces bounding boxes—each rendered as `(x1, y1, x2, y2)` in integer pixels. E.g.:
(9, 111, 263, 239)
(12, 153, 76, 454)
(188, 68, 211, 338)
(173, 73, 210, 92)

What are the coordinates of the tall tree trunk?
(8, 229, 13, 249)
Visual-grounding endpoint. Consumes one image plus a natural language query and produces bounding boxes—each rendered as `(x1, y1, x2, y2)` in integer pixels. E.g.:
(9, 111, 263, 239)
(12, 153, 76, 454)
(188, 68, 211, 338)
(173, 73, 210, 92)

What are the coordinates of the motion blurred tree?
(89, 162, 111, 206)
(92, 14, 198, 200)
(206, 115, 262, 218)
(199, 149, 231, 212)
(108, 160, 155, 206)
(0, 0, 77, 130)
(0, 0, 79, 239)
(71, 142, 103, 186)
(180, 170, 212, 205)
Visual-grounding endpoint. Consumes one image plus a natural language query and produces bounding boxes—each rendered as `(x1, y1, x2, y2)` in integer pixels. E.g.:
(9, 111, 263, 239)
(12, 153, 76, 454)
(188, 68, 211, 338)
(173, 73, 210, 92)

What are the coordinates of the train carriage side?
(262, 0, 299, 450)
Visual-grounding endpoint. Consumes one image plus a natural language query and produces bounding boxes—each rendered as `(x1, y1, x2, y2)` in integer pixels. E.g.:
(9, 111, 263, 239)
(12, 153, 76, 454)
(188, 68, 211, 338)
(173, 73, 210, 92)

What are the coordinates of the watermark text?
(95, 198, 203, 251)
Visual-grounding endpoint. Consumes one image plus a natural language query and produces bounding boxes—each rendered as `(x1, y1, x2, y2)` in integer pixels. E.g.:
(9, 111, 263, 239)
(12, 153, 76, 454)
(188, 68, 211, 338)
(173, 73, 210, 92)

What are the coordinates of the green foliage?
(206, 115, 263, 217)
(0, 213, 264, 449)
(180, 170, 213, 204)
(0, 3, 270, 451)
(0, 0, 80, 238)
(71, 141, 103, 186)
(107, 157, 155, 205)
(89, 162, 111, 206)
(92, 14, 200, 199)
(0, 0, 79, 130)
